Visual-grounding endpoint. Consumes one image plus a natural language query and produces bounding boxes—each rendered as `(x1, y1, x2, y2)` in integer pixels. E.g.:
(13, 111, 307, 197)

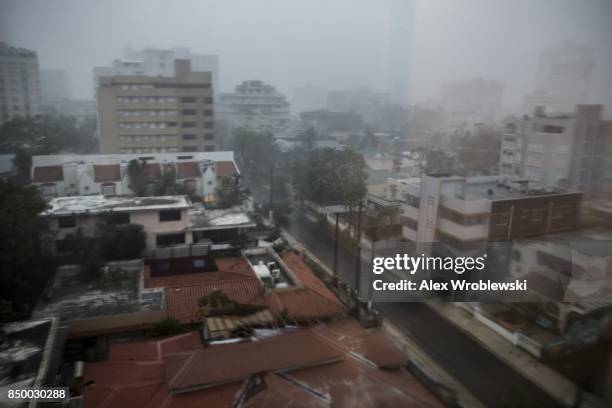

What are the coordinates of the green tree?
(216, 176, 241, 208)
(127, 159, 147, 196)
(97, 222, 146, 261)
(0, 114, 97, 154)
(0, 181, 47, 319)
(292, 148, 367, 208)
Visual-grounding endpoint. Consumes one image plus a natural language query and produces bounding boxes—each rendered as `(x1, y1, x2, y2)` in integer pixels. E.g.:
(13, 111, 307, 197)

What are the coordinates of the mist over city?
(1, 1, 612, 407)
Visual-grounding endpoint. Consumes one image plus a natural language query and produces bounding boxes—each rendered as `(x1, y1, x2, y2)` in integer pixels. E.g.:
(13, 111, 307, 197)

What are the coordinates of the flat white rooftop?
(189, 204, 255, 230)
(32, 151, 234, 166)
(42, 195, 191, 216)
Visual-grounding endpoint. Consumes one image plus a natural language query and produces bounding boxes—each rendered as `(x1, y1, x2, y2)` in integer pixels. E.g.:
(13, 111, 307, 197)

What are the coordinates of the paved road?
(285, 206, 561, 408)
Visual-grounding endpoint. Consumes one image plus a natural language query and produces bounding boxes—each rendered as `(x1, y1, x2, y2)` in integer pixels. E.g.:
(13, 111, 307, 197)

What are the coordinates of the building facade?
(500, 105, 612, 198)
(440, 78, 504, 123)
(386, 174, 582, 253)
(31, 151, 239, 201)
(97, 59, 215, 154)
(94, 46, 219, 95)
(524, 41, 594, 114)
(0, 42, 41, 126)
(217, 80, 290, 134)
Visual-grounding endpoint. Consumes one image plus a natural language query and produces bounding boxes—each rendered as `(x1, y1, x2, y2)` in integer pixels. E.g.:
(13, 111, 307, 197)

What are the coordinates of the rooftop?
(189, 205, 255, 231)
(42, 195, 191, 216)
(82, 319, 443, 408)
(148, 250, 346, 324)
(31, 151, 235, 167)
(0, 318, 58, 404)
(392, 175, 577, 201)
(33, 261, 164, 321)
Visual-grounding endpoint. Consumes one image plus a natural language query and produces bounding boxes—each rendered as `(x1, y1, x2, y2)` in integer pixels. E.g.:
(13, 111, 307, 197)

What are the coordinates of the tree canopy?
(0, 181, 48, 320)
(0, 114, 97, 154)
(292, 148, 367, 207)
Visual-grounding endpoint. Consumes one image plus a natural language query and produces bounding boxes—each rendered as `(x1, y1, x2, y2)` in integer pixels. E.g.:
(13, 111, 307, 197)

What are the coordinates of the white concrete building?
(217, 80, 290, 134)
(0, 42, 41, 126)
(31, 151, 239, 201)
(524, 41, 594, 114)
(42, 195, 193, 254)
(500, 105, 612, 198)
(386, 174, 581, 253)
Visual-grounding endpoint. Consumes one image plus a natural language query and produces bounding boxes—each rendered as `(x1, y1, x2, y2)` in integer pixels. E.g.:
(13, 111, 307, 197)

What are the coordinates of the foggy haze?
(1, 0, 611, 112)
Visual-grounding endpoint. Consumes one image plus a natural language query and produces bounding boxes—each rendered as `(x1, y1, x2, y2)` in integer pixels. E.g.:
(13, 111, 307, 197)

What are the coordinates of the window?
(180, 96, 196, 103)
(182, 134, 197, 140)
(203, 97, 213, 104)
(111, 212, 130, 225)
(58, 216, 76, 228)
(181, 109, 196, 115)
(101, 183, 116, 195)
(181, 122, 196, 128)
(204, 145, 215, 152)
(40, 183, 57, 196)
(203, 133, 214, 140)
(159, 209, 182, 222)
(182, 146, 198, 152)
(203, 109, 213, 116)
(204, 121, 214, 129)
(156, 233, 185, 247)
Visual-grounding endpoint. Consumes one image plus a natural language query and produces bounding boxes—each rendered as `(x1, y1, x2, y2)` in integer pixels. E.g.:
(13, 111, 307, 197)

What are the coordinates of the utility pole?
(354, 202, 363, 300)
(332, 212, 340, 287)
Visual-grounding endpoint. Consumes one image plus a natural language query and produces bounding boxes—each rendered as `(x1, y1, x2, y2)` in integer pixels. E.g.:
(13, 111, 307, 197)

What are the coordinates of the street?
(285, 206, 561, 408)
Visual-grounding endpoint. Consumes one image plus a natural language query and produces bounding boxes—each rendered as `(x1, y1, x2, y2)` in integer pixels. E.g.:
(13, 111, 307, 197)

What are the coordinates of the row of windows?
(120, 84, 155, 90)
(118, 109, 178, 117)
(116, 96, 177, 103)
(119, 134, 178, 142)
(182, 145, 215, 152)
(119, 147, 180, 153)
(118, 121, 177, 129)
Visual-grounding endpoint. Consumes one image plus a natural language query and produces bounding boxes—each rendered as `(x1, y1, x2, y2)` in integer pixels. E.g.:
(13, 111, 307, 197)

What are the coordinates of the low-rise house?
(30, 151, 239, 201)
(42, 195, 194, 255)
(189, 204, 257, 250)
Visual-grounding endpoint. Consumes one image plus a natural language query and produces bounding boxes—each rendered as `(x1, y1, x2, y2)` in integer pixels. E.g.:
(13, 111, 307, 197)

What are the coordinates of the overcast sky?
(1, 0, 611, 112)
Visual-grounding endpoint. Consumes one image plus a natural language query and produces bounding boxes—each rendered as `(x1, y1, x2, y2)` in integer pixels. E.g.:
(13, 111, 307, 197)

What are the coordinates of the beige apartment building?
(97, 59, 215, 154)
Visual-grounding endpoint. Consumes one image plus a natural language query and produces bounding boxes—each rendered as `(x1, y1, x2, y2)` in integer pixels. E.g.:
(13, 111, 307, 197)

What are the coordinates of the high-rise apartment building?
(0, 42, 41, 126)
(440, 78, 504, 123)
(524, 41, 594, 114)
(500, 105, 612, 198)
(97, 59, 215, 154)
(94, 47, 219, 96)
(217, 80, 290, 134)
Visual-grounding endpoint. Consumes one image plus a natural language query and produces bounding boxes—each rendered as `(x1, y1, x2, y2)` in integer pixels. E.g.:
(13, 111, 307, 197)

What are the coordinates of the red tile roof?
(216, 160, 239, 177)
(94, 164, 121, 182)
(176, 161, 200, 178)
(164, 330, 343, 391)
(265, 252, 346, 320)
(165, 278, 263, 323)
(143, 163, 161, 179)
(144, 259, 255, 289)
(83, 321, 443, 408)
(32, 165, 63, 182)
(109, 332, 202, 361)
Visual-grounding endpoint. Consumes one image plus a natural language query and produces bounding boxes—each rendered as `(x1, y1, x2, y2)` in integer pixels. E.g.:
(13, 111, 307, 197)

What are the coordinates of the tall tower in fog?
(525, 41, 594, 114)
